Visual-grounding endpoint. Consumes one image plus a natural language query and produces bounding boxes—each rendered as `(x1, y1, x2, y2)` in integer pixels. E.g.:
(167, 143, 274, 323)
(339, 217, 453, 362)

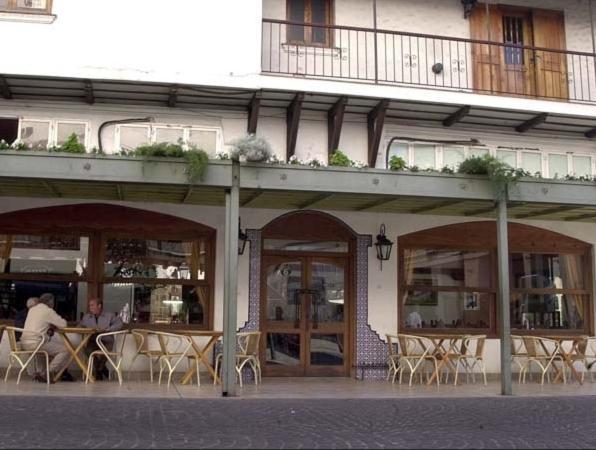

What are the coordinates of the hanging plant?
(329, 149, 352, 167)
(388, 155, 407, 171)
(48, 133, 86, 154)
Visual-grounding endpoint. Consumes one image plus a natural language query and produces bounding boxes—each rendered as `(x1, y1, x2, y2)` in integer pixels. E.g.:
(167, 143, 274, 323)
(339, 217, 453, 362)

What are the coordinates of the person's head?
(39, 293, 55, 309)
(88, 298, 103, 316)
(26, 297, 39, 309)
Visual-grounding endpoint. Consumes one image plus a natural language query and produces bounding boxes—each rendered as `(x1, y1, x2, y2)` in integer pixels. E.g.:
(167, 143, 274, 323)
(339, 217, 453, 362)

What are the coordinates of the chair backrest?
(5, 326, 44, 352)
(132, 329, 168, 354)
(386, 334, 399, 358)
(510, 335, 526, 356)
(148, 330, 192, 357)
(585, 337, 596, 358)
(522, 336, 557, 358)
(462, 335, 487, 359)
(397, 334, 430, 358)
(97, 330, 130, 356)
(238, 331, 260, 356)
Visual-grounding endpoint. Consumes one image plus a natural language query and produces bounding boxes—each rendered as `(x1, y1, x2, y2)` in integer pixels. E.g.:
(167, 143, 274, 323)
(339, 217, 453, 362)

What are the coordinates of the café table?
(542, 335, 589, 385)
(422, 334, 467, 386)
(53, 327, 98, 383)
(177, 330, 223, 385)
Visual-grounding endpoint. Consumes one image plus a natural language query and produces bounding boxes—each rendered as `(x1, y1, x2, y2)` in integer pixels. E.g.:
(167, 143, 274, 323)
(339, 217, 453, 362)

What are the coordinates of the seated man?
(14, 297, 38, 341)
(79, 298, 123, 380)
(21, 295, 71, 383)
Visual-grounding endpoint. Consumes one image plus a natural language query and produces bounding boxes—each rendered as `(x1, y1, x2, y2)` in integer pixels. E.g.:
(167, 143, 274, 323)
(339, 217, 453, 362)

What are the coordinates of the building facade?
(1, 0, 596, 386)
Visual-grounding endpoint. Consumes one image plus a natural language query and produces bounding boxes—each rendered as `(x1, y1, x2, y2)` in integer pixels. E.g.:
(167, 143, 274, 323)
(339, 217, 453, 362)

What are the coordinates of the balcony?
(262, 19, 596, 105)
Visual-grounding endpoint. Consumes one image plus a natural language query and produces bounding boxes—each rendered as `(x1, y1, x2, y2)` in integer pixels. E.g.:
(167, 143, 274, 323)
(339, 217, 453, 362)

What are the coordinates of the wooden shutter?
(470, 4, 504, 94)
(531, 9, 568, 100)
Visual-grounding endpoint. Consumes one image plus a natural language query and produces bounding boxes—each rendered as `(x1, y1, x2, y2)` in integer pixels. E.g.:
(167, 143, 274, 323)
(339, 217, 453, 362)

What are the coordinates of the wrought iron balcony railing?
(262, 19, 596, 104)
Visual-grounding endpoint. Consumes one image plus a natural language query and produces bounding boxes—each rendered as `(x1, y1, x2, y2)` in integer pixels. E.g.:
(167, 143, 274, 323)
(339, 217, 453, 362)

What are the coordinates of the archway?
(0, 203, 216, 329)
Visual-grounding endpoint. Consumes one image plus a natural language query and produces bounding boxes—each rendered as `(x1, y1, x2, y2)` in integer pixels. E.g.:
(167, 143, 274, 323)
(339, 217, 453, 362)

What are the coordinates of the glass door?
(261, 255, 349, 377)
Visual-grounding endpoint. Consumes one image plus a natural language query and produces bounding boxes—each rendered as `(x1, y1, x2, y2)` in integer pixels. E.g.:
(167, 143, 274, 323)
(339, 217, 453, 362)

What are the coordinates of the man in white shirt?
(21, 295, 70, 383)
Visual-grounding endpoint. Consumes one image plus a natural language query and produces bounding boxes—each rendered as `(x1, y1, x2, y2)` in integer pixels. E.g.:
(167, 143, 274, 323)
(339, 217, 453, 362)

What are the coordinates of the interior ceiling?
(2, 73, 596, 138)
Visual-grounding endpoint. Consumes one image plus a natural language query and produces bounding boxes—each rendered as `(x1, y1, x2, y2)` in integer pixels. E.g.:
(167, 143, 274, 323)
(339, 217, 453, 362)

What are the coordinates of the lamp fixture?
(238, 218, 249, 255)
(375, 224, 393, 271)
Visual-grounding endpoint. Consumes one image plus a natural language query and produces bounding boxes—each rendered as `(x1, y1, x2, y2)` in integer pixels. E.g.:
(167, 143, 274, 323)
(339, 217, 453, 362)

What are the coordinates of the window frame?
(54, 120, 89, 149)
(286, 0, 334, 47)
(17, 118, 52, 149)
(0, 0, 52, 14)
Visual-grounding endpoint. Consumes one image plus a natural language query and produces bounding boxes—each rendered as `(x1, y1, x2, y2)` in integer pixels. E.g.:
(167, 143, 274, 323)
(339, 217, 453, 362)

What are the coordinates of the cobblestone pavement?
(0, 395, 595, 449)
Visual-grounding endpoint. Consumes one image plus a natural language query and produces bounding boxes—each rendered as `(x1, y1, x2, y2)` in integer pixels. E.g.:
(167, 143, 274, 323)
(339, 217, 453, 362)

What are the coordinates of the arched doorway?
(259, 211, 357, 377)
(0, 203, 216, 329)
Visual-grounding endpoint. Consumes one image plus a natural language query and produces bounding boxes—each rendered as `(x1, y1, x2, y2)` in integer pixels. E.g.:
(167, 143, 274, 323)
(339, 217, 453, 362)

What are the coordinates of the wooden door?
(471, 4, 504, 95)
(260, 255, 350, 377)
(532, 9, 568, 100)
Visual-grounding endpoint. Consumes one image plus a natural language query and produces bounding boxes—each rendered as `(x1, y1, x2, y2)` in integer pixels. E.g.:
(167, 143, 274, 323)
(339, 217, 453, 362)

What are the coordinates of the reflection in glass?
(549, 154, 568, 178)
(266, 333, 301, 366)
(109, 283, 207, 326)
(310, 334, 344, 365)
(0, 234, 88, 276)
(497, 150, 517, 168)
(404, 249, 491, 288)
(403, 291, 492, 330)
(510, 253, 584, 290)
(263, 239, 348, 253)
(443, 147, 465, 169)
(0, 279, 86, 323)
(511, 293, 586, 330)
(573, 156, 591, 177)
(104, 238, 205, 280)
(266, 261, 302, 322)
(310, 261, 344, 323)
(413, 145, 436, 170)
(20, 121, 49, 149)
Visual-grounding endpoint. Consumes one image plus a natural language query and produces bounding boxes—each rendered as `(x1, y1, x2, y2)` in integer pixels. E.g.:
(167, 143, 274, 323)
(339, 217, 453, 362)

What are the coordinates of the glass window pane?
(0, 234, 88, 276)
(572, 156, 591, 177)
(311, 0, 329, 43)
(56, 122, 86, 147)
(385, 142, 409, 169)
(413, 145, 436, 169)
(265, 261, 302, 322)
(403, 291, 492, 330)
(287, 0, 305, 42)
(404, 249, 492, 288)
(497, 149, 517, 168)
(266, 333, 301, 366)
(188, 129, 217, 155)
(104, 238, 206, 280)
(521, 152, 541, 175)
(310, 260, 344, 323)
(113, 283, 207, 326)
(548, 154, 568, 178)
(310, 334, 344, 365)
(119, 126, 149, 151)
(264, 239, 348, 253)
(511, 293, 586, 331)
(0, 0, 8, 9)
(469, 147, 489, 158)
(510, 253, 584, 290)
(0, 279, 86, 324)
(20, 121, 49, 149)
(155, 127, 183, 144)
(443, 147, 465, 169)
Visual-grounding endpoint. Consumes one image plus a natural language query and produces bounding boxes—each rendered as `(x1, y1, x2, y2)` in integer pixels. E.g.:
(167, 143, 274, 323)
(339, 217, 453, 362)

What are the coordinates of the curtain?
(402, 249, 416, 307)
(0, 234, 13, 273)
(182, 240, 201, 280)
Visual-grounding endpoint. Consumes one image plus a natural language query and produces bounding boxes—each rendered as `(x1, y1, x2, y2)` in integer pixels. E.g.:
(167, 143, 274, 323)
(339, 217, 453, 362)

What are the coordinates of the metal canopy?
(0, 153, 595, 223)
(3, 73, 596, 138)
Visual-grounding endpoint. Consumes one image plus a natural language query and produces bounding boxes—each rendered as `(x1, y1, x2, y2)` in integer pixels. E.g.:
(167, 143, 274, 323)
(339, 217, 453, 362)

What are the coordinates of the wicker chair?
(214, 331, 262, 387)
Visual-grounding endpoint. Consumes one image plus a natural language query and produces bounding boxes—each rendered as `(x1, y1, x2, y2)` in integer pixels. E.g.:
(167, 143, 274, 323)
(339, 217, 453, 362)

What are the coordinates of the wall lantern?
(374, 224, 393, 270)
(461, 0, 478, 19)
(238, 218, 249, 256)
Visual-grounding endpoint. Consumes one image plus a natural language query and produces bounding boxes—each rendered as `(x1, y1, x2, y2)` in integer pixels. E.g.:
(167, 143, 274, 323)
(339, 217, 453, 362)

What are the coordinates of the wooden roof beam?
(516, 113, 548, 133)
(83, 79, 95, 105)
(286, 92, 304, 161)
(410, 200, 464, 214)
(356, 197, 399, 212)
(168, 84, 178, 108)
(515, 205, 580, 219)
(328, 96, 347, 158)
(247, 92, 261, 135)
(367, 99, 389, 168)
(241, 190, 264, 207)
(443, 105, 470, 127)
(0, 75, 12, 100)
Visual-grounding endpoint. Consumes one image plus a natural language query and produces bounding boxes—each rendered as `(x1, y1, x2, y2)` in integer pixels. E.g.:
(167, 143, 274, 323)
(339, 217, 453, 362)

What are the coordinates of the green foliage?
(329, 150, 352, 167)
(440, 166, 455, 174)
(184, 147, 209, 184)
(458, 154, 527, 197)
(388, 155, 407, 171)
(59, 133, 86, 153)
(408, 165, 420, 172)
(133, 142, 185, 158)
(229, 134, 272, 162)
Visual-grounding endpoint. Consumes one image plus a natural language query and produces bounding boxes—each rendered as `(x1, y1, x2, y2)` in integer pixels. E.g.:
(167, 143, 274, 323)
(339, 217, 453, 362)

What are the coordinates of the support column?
(222, 160, 240, 397)
(497, 195, 512, 396)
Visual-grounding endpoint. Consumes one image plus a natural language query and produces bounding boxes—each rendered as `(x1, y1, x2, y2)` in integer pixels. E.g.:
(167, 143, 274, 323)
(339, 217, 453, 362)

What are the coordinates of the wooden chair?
(396, 334, 439, 387)
(4, 326, 50, 385)
(385, 334, 401, 383)
(510, 334, 527, 384)
(152, 331, 193, 388)
(130, 329, 168, 382)
(451, 335, 487, 386)
(86, 330, 130, 385)
(214, 331, 262, 387)
(522, 336, 565, 385)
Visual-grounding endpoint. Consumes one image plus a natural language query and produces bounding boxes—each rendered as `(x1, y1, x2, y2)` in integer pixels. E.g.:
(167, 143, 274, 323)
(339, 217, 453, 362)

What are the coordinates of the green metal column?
(222, 160, 240, 397)
(497, 195, 513, 396)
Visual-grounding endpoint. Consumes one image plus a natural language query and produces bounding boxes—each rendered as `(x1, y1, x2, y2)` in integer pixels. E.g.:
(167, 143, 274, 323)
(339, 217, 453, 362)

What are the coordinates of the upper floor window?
(287, 0, 333, 46)
(0, 0, 52, 14)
